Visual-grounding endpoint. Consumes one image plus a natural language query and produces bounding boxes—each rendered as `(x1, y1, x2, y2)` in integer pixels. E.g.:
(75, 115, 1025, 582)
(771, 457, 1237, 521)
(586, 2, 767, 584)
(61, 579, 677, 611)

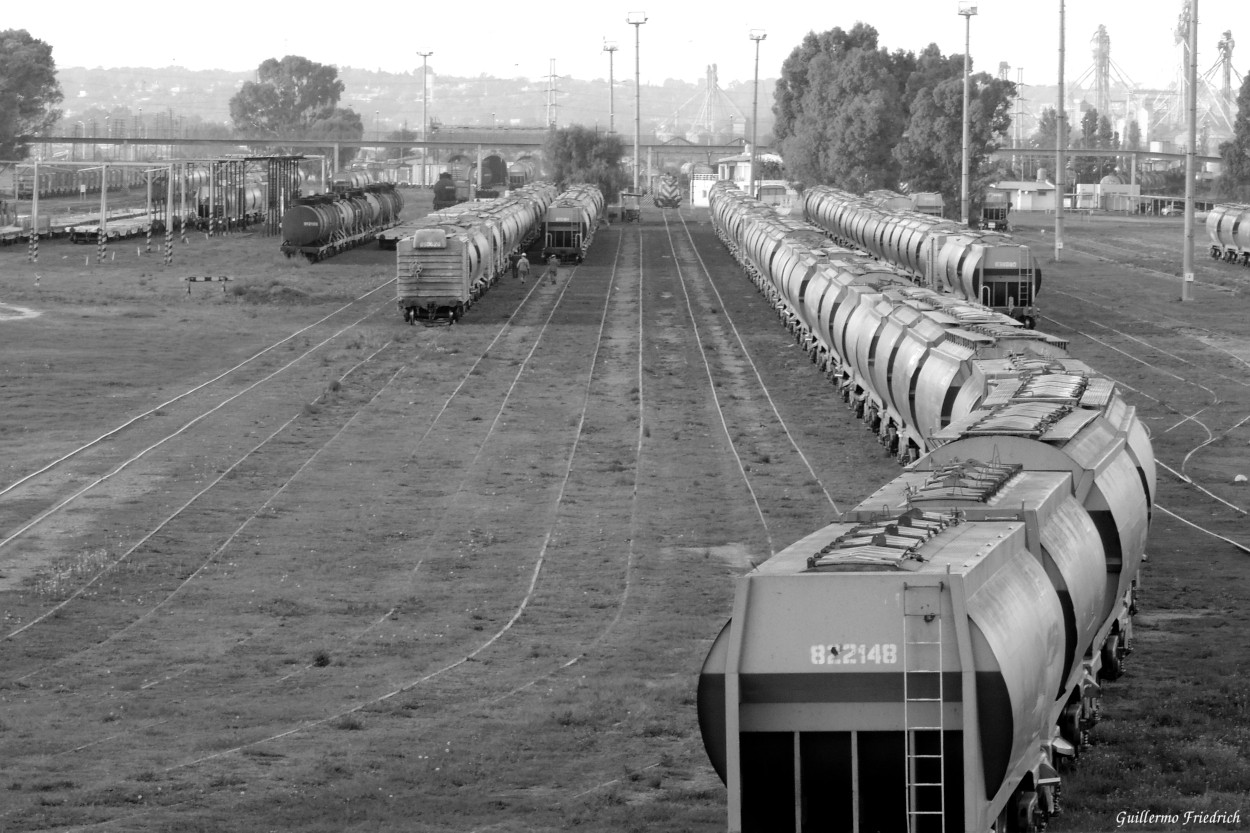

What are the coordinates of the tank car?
(803, 185, 1042, 328)
(508, 158, 538, 188)
(1207, 203, 1250, 266)
(980, 190, 1011, 231)
(711, 182, 1062, 464)
(913, 191, 946, 216)
(432, 171, 465, 210)
(396, 182, 558, 323)
(701, 181, 1154, 833)
(280, 182, 403, 262)
(541, 184, 605, 263)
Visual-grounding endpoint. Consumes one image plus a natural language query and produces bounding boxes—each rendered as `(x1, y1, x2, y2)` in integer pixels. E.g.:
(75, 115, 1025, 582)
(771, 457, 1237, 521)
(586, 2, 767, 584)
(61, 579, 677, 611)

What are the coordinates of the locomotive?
(396, 181, 559, 323)
(699, 182, 1154, 833)
(1207, 202, 1250, 266)
(653, 173, 682, 208)
(802, 186, 1041, 329)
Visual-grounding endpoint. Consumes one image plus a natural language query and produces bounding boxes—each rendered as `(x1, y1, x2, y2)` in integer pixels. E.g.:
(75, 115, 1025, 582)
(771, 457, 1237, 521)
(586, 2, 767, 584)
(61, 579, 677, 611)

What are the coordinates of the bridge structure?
(18, 132, 748, 186)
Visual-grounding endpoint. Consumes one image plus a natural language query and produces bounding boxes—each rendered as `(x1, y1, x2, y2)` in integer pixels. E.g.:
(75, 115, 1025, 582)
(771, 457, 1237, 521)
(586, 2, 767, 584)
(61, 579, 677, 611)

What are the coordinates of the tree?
(229, 56, 346, 137)
(1029, 107, 1061, 150)
(893, 71, 1016, 220)
(542, 126, 628, 203)
(1125, 119, 1142, 151)
(305, 109, 364, 169)
(1218, 74, 1250, 199)
(384, 127, 420, 162)
(774, 24, 908, 189)
(0, 29, 63, 159)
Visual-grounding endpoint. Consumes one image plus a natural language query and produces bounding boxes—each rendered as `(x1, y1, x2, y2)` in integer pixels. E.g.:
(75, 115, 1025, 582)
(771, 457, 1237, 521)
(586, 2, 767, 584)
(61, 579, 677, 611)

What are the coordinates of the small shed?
(990, 180, 1058, 212)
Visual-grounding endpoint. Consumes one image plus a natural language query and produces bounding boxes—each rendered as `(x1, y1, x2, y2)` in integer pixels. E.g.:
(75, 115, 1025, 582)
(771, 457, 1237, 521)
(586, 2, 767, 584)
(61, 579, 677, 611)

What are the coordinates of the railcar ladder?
(903, 582, 946, 833)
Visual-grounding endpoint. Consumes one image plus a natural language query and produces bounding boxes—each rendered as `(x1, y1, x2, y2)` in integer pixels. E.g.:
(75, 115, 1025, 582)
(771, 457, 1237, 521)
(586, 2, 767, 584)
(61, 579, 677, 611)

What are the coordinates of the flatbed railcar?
(701, 181, 1154, 833)
(803, 185, 1041, 328)
(396, 182, 558, 323)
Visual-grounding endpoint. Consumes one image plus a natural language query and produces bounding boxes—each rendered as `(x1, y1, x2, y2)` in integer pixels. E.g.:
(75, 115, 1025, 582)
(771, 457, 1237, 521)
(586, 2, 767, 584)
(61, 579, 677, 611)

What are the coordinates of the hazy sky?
(8, 0, 1244, 90)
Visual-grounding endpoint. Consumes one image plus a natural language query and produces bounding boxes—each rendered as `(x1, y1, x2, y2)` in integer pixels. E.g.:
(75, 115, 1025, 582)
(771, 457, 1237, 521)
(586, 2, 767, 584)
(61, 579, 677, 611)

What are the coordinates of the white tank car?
(701, 181, 1154, 833)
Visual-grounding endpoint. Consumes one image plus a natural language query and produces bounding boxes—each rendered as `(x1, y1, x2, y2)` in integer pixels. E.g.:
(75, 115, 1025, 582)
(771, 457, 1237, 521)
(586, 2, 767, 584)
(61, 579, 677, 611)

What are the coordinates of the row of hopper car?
(699, 182, 1153, 833)
(804, 186, 1042, 328)
(392, 183, 604, 323)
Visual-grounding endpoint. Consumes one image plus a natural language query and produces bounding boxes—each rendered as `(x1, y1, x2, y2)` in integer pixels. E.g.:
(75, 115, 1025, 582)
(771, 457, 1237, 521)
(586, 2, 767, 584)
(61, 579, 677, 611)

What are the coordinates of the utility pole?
(604, 41, 618, 134)
(417, 51, 433, 187)
(749, 30, 766, 199)
(959, 2, 977, 227)
(1055, 0, 1066, 261)
(1182, 0, 1197, 301)
(546, 59, 559, 128)
(628, 12, 648, 192)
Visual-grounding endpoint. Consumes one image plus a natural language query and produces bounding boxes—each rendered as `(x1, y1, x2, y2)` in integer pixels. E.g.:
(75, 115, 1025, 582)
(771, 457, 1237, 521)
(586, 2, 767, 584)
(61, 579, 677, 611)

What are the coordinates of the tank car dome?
(1099, 173, 1123, 185)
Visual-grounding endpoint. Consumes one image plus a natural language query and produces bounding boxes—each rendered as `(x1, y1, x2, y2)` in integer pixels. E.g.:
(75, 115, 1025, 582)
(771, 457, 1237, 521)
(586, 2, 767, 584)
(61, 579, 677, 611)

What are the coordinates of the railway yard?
(1, 196, 1248, 832)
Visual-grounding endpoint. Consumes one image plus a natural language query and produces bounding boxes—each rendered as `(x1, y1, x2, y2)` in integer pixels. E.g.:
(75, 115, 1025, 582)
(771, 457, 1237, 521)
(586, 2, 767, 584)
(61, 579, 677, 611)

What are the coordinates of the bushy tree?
(305, 108, 364, 169)
(542, 126, 628, 202)
(1218, 75, 1250, 199)
(894, 71, 1016, 221)
(774, 24, 908, 189)
(0, 29, 63, 159)
(1125, 119, 1142, 151)
(1029, 107, 1061, 150)
(229, 56, 346, 137)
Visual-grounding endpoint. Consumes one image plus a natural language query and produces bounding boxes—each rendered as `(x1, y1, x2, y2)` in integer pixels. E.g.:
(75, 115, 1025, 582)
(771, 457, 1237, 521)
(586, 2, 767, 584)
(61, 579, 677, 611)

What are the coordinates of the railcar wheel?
(1012, 790, 1041, 832)
(1100, 634, 1124, 681)
(1059, 702, 1083, 751)
(1022, 315, 1037, 330)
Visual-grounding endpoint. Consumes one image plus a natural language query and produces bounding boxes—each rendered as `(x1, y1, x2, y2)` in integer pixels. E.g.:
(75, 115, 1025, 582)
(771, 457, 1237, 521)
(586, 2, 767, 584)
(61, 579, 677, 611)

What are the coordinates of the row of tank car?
(395, 183, 603, 324)
(1207, 202, 1250, 266)
(280, 173, 404, 262)
(700, 181, 1154, 833)
(803, 185, 1042, 328)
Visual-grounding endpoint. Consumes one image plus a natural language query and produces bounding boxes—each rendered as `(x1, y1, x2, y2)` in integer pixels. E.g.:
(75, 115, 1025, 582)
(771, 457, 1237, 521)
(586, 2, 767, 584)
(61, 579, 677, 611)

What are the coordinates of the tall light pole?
(628, 12, 647, 192)
(603, 40, 618, 134)
(749, 29, 766, 199)
(417, 51, 433, 187)
(1182, 0, 1197, 301)
(1055, 0, 1066, 260)
(958, 2, 977, 227)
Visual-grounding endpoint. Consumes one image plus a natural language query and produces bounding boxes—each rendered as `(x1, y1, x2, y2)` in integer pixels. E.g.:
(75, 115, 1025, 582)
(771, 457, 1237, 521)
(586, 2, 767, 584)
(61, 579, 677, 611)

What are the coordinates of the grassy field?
(0, 200, 1248, 832)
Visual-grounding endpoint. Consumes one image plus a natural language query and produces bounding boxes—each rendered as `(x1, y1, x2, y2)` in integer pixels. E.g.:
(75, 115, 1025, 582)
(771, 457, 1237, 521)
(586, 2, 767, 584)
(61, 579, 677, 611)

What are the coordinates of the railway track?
(0, 211, 907, 831)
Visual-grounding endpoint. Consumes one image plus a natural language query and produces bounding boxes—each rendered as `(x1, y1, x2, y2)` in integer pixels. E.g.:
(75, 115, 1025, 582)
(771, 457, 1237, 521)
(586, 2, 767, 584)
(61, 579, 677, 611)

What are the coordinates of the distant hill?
(53, 65, 777, 145)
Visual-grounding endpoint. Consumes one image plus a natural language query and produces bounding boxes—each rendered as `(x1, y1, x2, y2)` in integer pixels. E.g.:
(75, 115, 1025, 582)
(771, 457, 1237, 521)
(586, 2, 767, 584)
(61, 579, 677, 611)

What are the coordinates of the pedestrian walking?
(510, 253, 520, 280)
(545, 254, 560, 286)
(517, 253, 530, 284)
